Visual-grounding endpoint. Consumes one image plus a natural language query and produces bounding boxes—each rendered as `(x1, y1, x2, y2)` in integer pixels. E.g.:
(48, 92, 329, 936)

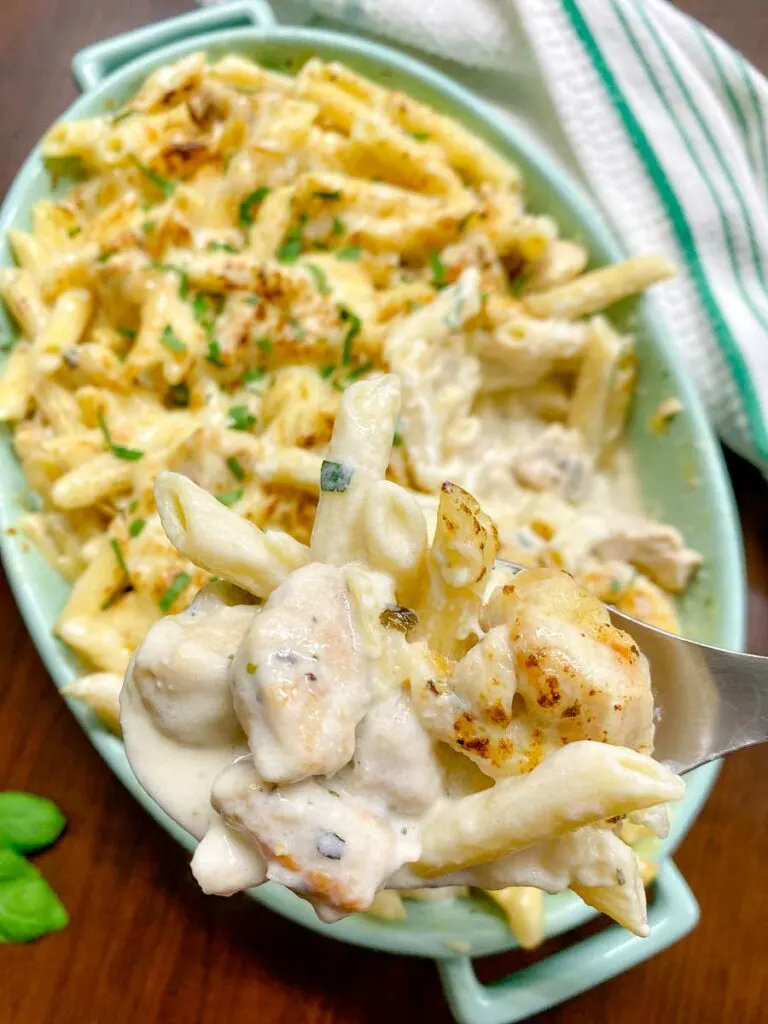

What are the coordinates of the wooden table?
(1, 2, 766, 1021)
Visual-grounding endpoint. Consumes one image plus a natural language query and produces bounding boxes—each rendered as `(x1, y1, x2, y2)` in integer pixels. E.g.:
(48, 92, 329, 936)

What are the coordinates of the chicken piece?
(211, 758, 417, 918)
(231, 562, 371, 784)
(412, 626, 528, 777)
(487, 568, 654, 756)
(593, 516, 702, 593)
(338, 691, 443, 816)
(512, 425, 592, 503)
(128, 589, 254, 746)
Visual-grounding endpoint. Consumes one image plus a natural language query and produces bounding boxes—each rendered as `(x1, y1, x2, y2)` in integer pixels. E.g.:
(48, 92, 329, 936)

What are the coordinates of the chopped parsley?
(313, 190, 342, 201)
(128, 518, 146, 538)
(67, 226, 81, 239)
(142, 220, 155, 235)
(429, 250, 447, 289)
(246, 294, 261, 306)
(160, 324, 186, 354)
(110, 538, 129, 576)
(238, 186, 271, 227)
(242, 367, 266, 386)
(338, 305, 361, 365)
(306, 263, 331, 295)
(97, 409, 143, 461)
(97, 249, 117, 263)
(336, 245, 361, 261)
(127, 499, 139, 514)
(256, 338, 272, 355)
(277, 237, 302, 263)
(205, 340, 226, 367)
(392, 431, 405, 447)
(320, 459, 354, 492)
(207, 241, 238, 253)
(226, 455, 246, 481)
(318, 364, 335, 379)
(277, 214, 307, 264)
(130, 156, 175, 197)
(152, 262, 190, 299)
(508, 274, 528, 297)
(342, 360, 373, 384)
(331, 216, 345, 237)
(168, 382, 190, 407)
(227, 405, 256, 431)
(288, 317, 305, 341)
(116, 327, 136, 341)
(217, 488, 244, 507)
(159, 571, 191, 613)
(246, 662, 257, 674)
(408, 130, 431, 141)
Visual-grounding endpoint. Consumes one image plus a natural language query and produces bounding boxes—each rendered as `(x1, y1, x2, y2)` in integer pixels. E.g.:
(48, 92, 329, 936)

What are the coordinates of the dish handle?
(71, 0, 276, 92)
(437, 859, 698, 1024)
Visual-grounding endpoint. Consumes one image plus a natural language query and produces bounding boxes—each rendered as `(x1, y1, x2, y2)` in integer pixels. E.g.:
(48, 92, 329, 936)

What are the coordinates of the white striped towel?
(254, 0, 768, 473)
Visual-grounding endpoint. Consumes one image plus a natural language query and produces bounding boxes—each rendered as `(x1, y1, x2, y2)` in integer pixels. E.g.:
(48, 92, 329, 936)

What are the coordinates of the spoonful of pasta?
(119, 373, 766, 938)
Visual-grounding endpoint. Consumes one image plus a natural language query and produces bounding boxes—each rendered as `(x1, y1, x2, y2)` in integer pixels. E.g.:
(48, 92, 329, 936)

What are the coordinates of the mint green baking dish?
(0, 2, 746, 1021)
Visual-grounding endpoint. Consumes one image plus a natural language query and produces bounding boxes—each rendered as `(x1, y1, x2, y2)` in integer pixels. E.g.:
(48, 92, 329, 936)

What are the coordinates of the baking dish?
(0, 2, 746, 1021)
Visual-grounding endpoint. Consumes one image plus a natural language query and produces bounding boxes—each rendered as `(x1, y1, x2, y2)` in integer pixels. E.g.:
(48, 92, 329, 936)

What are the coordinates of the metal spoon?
(497, 561, 768, 774)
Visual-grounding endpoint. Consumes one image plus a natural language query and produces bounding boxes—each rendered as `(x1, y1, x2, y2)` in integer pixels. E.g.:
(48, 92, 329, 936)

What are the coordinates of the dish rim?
(0, 19, 746, 962)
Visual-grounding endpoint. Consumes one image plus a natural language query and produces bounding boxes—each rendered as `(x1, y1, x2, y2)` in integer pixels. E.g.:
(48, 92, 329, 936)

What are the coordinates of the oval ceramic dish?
(0, 3, 746, 1022)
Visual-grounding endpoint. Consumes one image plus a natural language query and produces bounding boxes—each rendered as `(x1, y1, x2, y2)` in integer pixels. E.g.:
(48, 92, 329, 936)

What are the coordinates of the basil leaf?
(238, 187, 271, 227)
(0, 872, 69, 943)
(159, 571, 191, 613)
(320, 460, 354, 492)
(0, 847, 36, 883)
(0, 793, 66, 854)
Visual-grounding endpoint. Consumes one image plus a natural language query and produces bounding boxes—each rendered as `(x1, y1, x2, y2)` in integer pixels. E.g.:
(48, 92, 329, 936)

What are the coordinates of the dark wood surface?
(1, 2, 767, 1022)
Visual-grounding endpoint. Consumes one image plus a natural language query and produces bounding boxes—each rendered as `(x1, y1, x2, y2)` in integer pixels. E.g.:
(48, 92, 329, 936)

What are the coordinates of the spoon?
(497, 561, 768, 774)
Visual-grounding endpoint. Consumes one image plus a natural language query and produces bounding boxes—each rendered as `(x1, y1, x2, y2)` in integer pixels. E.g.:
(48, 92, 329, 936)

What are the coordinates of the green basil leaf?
(0, 873, 69, 943)
(0, 793, 66, 854)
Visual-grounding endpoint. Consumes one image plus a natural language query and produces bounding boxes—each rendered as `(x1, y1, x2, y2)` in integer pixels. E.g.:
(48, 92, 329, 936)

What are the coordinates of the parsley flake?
(217, 488, 244, 507)
(226, 456, 245, 481)
(205, 340, 226, 367)
(128, 518, 146, 538)
(313, 190, 342, 201)
(110, 538, 128, 576)
(338, 305, 361, 365)
(238, 187, 271, 227)
(336, 246, 361, 261)
(130, 156, 174, 197)
(161, 324, 186, 354)
(97, 409, 143, 461)
(306, 263, 331, 295)
(152, 262, 190, 299)
(331, 216, 345, 237)
(430, 250, 447, 289)
(159, 572, 191, 613)
(320, 459, 354, 492)
(228, 405, 256, 431)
